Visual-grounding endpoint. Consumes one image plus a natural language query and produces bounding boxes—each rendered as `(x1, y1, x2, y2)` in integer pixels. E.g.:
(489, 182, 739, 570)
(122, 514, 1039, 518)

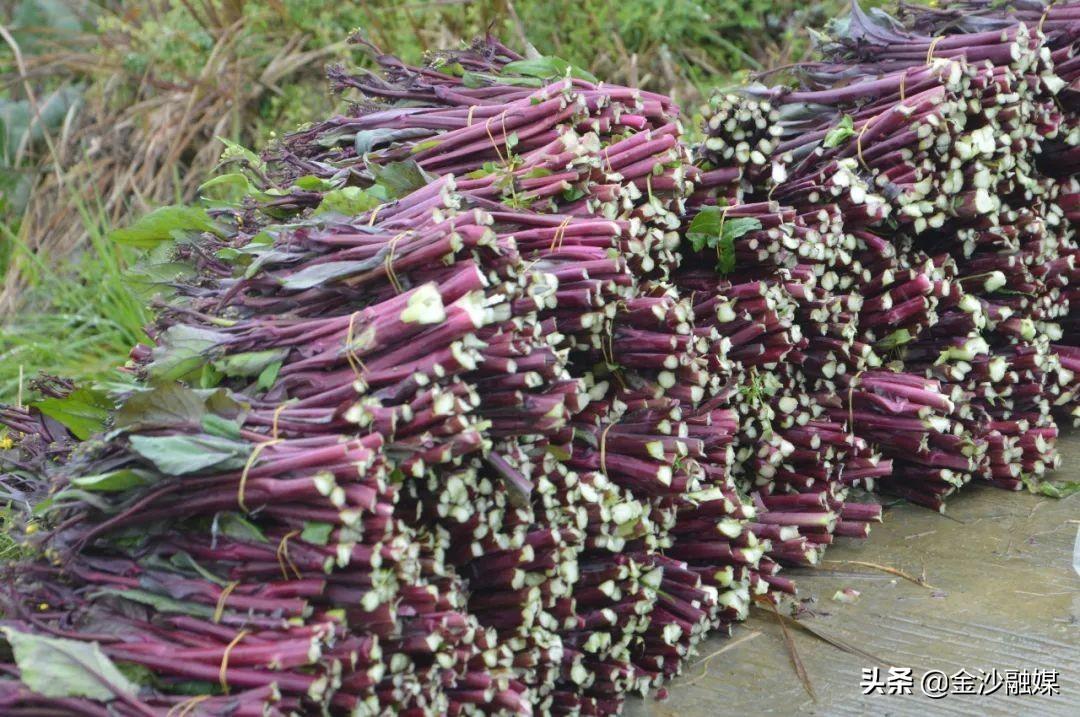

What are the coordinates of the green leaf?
(411, 139, 442, 154)
(216, 136, 266, 173)
(115, 383, 207, 430)
(280, 259, 379, 290)
(167, 551, 228, 587)
(461, 70, 542, 88)
(109, 206, 218, 249)
(1032, 480, 1080, 499)
(147, 325, 225, 382)
(875, 328, 914, 351)
(1, 627, 138, 701)
(93, 588, 215, 619)
(213, 513, 269, 544)
(687, 206, 722, 252)
(366, 159, 438, 200)
(256, 361, 283, 391)
(70, 469, 155, 492)
(201, 413, 242, 440)
(199, 172, 258, 206)
(562, 186, 586, 202)
(293, 175, 338, 192)
(128, 434, 251, 475)
(114, 661, 158, 688)
(823, 115, 855, 149)
(354, 127, 431, 155)
(503, 56, 599, 84)
(315, 186, 382, 217)
(213, 349, 289, 379)
(198, 362, 223, 389)
(685, 208, 761, 275)
(301, 521, 334, 546)
(31, 388, 111, 440)
(168, 681, 223, 697)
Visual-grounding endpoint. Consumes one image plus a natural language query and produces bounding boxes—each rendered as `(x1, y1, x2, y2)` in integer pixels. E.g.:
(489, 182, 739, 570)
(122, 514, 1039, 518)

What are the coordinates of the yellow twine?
(855, 116, 878, 172)
(600, 301, 627, 389)
(238, 439, 281, 513)
(483, 112, 510, 164)
(344, 311, 369, 378)
(167, 695, 211, 717)
(925, 36, 944, 65)
(466, 105, 477, 127)
(548, 216, 573, 252)
(271, 402, 291, 440)
(847, 370, 865, 431)
(899, 71, 907, 102)
(219, 630, 250, 695)
(384, 232, 408, 294)
(599, 423, 615, 477)
(1038, 1, 1056, 34)
(213, 581, 239, 624)
(276, 529, 303, 581)
(367, 204, 382, 226)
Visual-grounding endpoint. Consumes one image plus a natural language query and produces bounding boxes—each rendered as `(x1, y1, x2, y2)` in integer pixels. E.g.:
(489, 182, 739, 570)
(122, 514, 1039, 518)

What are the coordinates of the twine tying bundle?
(238, 439, 282, 513)
(219, 630, 250, 695)
(213, 581, 239, 624)
(277, 529, 303, 580)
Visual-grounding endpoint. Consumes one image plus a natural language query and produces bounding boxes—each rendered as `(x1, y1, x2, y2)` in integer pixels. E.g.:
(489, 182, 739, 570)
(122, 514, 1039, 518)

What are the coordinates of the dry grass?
(1, 3, 347, 314)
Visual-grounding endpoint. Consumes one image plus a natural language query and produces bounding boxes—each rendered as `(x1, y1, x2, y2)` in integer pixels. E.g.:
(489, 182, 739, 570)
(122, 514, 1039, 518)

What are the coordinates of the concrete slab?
(628, 431, 1079, 716)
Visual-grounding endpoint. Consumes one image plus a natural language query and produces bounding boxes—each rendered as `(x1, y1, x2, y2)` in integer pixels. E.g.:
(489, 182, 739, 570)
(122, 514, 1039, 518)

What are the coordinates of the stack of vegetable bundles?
(0, 2, 1075, 715)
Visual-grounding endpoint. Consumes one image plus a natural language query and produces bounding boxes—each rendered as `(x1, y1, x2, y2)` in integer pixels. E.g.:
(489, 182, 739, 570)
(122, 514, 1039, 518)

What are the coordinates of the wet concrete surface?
(628, 431, 1079, 716)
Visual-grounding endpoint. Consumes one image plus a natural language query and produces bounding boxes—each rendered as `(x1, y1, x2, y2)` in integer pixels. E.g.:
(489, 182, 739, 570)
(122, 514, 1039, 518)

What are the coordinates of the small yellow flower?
(0, 436, 13, 450)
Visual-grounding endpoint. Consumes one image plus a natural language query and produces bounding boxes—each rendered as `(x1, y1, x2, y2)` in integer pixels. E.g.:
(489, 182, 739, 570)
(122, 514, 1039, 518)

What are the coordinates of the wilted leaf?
(1, 627, 138, 701)
(354, 127, 431, 155)
(93, 588, 215, 619)
(1024, 478, 1080, 499)
(213, 513, 269, 544)
(366, 159, 438, 200)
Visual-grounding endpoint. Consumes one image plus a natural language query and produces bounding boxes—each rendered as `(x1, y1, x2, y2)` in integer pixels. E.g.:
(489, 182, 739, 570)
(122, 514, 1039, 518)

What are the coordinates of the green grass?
(0, 505, 27, 561)
(0, 196, 149, 403)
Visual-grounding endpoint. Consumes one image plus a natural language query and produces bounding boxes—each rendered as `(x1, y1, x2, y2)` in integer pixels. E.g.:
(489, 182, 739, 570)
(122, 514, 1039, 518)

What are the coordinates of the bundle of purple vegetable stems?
(0, 1, 1075, 715)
